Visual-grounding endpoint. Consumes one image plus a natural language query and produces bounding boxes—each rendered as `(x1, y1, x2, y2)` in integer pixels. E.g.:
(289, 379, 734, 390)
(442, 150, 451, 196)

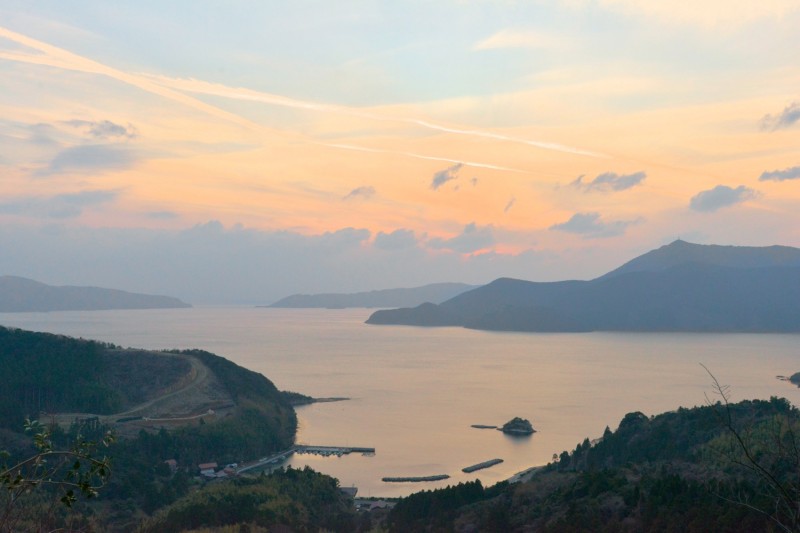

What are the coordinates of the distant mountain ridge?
(0, 275, 191, 312)
(602, 239, 800, 278)
(268, 282, 477, 309)
(367, 240, 800, 332)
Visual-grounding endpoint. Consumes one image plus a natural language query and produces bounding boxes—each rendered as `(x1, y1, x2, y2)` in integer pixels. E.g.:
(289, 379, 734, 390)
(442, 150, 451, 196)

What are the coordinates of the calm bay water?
(2, 306, 798, 497)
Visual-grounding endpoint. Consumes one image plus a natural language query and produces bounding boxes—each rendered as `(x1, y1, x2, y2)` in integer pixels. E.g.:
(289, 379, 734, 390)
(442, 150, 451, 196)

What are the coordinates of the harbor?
(236, 444, 375, 474)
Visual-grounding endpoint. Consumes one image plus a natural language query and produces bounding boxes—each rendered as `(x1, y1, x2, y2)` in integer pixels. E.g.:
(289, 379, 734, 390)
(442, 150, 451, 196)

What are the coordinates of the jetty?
(382, 474, 450, 483)
(462, 458, 503, 473)
(296, 445, 375, 456)
(236, 444, 375, 474)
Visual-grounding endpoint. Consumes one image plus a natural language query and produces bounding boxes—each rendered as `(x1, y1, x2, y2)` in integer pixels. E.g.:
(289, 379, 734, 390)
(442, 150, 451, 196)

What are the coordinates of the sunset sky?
(1, 1, 799, 303)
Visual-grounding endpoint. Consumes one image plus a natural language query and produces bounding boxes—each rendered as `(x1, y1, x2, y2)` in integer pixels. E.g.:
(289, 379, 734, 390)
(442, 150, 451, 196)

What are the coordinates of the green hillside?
(0, 326, 122, 427)
(0, 326, 299, 530)
(387, 397, 800, 532)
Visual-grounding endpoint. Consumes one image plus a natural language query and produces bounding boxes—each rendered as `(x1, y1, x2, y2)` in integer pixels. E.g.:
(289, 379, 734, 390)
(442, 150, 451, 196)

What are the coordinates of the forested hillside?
(388, 398, 800, 532)
(0, 326, 122, 427)
(0, 326, 299, 530)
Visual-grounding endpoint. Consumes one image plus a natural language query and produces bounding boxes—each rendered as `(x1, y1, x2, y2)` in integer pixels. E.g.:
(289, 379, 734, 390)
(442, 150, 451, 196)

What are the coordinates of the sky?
(0, 1, 799, 303)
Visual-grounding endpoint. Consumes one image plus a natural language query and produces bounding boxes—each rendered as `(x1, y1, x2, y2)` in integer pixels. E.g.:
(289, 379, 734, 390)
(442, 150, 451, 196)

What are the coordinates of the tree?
(703, 364, 800, 532)
(0, 419, 113, 532)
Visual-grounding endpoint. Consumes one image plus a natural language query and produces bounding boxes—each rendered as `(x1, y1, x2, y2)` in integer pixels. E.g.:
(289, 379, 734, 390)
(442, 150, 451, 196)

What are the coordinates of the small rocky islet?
(500, 417, 535, 435)
(471, 417, 536, 435)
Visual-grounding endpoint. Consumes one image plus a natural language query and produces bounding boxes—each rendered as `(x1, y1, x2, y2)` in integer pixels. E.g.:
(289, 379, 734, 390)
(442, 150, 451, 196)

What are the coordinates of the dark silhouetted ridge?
(366, 241, 800, 332)
(0, 275, 191, 312)
(268, 282, 476, 309)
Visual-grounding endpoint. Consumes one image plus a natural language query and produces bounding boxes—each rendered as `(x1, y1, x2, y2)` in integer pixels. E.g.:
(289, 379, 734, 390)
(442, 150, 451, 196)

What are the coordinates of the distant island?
(500, 417, 535, 435)
(367, 240, 800, 333)
(0, 275, 191, 312)
(266, 282, 476, 309)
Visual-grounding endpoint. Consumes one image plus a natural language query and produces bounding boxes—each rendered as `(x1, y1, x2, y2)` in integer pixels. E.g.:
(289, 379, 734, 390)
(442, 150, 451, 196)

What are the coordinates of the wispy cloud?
(429, 222, 495, 253)
(374, 229, 417, 250)
(0, 189, 119, 219)
(140, 73, 604, 158)
(325, 143, 524, 173)
(431, 163, 463, 190)
(317, 227, 372, 249)
(503, 197, 516, 213)
(473, 29, 562, 50)
(0, 24, 603, 184)
(586, 0, 800, 29)
(0, 26, 262, 132)
(570, 171, 646, 192)
(146, 210, 179, 220)
(35, 144, 138, 177)
(549, 212, 639, 238)
(758, 165, 800, 182)
(343, 185, 376, 200)
(64, 119, 137, 140)
(760, 101, 800, 131)
(689, 184, 759, 212)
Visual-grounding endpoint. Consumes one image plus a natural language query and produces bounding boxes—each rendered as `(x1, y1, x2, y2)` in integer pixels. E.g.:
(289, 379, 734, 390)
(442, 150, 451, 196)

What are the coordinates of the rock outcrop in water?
(501, 417, 535, 435)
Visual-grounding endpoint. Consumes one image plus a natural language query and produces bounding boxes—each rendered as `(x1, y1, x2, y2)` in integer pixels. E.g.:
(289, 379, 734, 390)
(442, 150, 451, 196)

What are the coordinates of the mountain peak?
(601, 241, 800, 279)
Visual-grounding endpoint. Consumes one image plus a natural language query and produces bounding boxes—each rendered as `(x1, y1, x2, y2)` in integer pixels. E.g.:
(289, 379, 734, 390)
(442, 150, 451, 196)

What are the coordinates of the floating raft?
(382, 474, 450, 483)
(462, 458, 503, 473)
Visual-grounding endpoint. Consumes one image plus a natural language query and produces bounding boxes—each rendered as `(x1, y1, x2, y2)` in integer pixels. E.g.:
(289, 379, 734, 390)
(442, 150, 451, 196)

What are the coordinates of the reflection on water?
(2, 307, 799, 497)
(502, 432, 533, 444)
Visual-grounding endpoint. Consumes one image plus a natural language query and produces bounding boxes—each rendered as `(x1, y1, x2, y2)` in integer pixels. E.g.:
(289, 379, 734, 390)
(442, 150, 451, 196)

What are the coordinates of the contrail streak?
(322, 143, 527, 172)
(0, 27, 262, 133)
(0, 26, 571, 171)
(140, 74, 604, 158)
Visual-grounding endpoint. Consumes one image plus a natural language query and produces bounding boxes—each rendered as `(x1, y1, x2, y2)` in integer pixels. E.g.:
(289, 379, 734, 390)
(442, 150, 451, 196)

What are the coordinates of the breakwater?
(382, 474, 450, 483)
(462, 458, 503, 473)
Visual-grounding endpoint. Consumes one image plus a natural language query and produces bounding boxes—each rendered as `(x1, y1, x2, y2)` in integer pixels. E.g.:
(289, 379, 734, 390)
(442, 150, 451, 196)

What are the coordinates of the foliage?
(138, 466, 356, 532)
(279, 390, 315, 406)
(168, 349, 288, 406)
(0, 419, 113, 532)
(388, 398, 799, 532)
(92, 348, 298, 523)
(388, 479, 508, 531)
(0, 328, 301, 529)
(0, 326, 122, 428)
(703, 368, 800, 532)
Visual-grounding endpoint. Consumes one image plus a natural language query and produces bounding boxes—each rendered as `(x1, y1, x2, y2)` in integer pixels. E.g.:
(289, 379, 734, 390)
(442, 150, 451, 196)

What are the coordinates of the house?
(198, 462, 218, 477)
(355, 498, 394, 511)
(164, 459, 178, 473)
(339, 486, 358, 498)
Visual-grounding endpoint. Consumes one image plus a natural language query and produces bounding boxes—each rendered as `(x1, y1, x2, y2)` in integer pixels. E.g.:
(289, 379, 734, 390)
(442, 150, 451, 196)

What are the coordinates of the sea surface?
(2, 306, 799, 497)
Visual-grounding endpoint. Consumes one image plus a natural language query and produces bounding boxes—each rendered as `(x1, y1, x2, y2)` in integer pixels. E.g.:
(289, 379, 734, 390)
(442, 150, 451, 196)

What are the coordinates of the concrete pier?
(236, 444, 375, 474)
